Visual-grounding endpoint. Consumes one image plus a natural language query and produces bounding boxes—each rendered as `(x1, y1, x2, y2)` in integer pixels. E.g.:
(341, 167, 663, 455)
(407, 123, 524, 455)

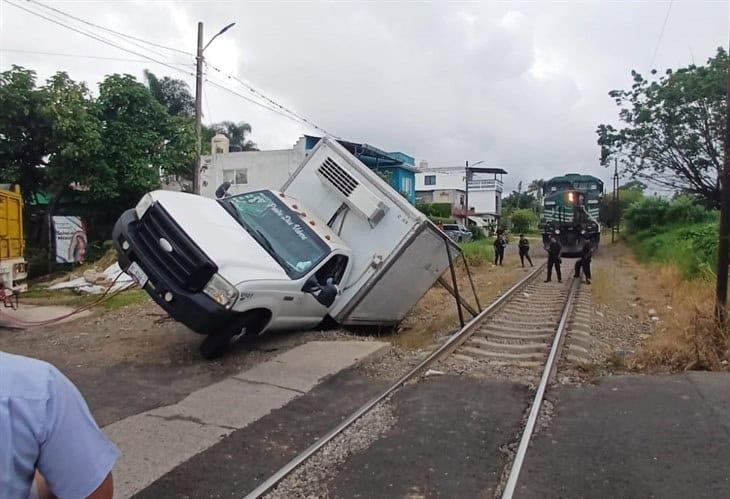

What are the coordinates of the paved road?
(127, 370, 730, 498)
(518, 373, 730, 499)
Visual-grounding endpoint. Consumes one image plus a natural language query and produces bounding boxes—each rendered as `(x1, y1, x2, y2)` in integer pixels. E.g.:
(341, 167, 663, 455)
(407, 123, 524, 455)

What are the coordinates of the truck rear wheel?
(199, 311, 267, 360)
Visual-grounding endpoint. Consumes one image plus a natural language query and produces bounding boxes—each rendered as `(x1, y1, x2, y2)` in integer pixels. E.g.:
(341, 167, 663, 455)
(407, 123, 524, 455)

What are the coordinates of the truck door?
(296, 254, 350, 321)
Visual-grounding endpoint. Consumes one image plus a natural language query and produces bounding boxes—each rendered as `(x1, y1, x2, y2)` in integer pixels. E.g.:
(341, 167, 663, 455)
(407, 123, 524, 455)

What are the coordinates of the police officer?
(518, 234, 533, 267)
(493, 234, 506, 266)
(574, 240, 593, 284)
(545, 235, 562, 283)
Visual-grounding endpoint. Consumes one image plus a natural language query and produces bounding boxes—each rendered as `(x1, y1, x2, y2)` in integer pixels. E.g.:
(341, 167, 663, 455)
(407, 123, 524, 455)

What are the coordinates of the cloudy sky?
(1, 0, 728, 192)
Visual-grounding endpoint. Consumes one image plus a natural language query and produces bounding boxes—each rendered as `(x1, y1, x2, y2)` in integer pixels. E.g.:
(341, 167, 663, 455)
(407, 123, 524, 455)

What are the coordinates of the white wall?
(415, 171, 465, 191)
(200, 138, 307, 198)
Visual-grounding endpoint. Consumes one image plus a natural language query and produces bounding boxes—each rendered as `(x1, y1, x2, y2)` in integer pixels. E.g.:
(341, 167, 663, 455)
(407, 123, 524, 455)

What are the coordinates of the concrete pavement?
(104, 340, 388, 498)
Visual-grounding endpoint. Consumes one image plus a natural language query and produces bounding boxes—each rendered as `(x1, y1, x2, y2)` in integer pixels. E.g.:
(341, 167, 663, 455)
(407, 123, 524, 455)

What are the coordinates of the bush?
(509, 209, 538, 233)
(666, 195, 714, 225)
(416, 202, 452, 218)
(624, 196, 670, 230)
(469, 225, 485, 240)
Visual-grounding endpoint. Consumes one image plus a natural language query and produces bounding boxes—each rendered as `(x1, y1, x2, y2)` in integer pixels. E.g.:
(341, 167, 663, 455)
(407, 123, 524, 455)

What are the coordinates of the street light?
(194, 22, 236, 195)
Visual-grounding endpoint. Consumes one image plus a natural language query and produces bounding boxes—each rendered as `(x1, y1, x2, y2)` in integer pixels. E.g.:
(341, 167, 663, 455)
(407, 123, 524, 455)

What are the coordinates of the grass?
(22, 284, 149, 311)
(460, 239, 495, 267)
(632, 264, 729, 371)
(627, 221, 717, 280)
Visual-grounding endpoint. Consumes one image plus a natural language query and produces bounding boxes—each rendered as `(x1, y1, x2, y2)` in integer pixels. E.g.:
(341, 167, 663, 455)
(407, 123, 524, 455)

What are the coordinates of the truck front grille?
(135, 203, 217, 292)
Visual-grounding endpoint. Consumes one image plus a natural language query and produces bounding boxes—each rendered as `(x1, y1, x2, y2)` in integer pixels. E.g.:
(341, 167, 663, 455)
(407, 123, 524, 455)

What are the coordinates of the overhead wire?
(206, 63, 338, 138)
(8, 0, 338, 137)
(649, 0, 674, 70)
(26, 0, 194, 57)
(0, 48, 192, 65)
(5, 0, 196, 77)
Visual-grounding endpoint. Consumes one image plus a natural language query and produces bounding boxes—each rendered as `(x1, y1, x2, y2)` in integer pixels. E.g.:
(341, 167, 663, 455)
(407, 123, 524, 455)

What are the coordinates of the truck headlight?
(203, 273, 239, 308)
(135, 193, 154, 219)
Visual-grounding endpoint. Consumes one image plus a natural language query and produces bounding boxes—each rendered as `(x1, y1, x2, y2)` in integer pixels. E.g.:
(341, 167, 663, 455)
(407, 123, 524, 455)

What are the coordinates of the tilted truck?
(0, 185, 28, 296)
(114, 138, 458, 358)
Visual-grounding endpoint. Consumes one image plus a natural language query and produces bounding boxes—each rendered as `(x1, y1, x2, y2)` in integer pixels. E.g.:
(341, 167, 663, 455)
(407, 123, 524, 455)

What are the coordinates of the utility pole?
(715, 38, 730, 323)
(193, 22, 204, 195)
(464, 160, 469, 223)
(612, 159, 619, 243)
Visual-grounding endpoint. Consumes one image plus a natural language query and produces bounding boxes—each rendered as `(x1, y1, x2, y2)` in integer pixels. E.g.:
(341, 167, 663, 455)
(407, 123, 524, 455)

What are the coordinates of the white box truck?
(114, 138, 458, 358)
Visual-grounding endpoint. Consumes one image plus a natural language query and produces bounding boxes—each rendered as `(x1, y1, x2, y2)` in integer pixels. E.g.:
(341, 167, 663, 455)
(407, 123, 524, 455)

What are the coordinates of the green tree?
(599, 183, 645, 228)
(0, 66, 53, 199)
(597, 48, 727, 208)
(502, 191, 537, 211)
(43, 72, 108, 200)
(527, 178, 545, 205)
(143, 69, 195, 116)
(213, 120, 258, 151)
(510, 208, 538, 233)
(95, 73, 196, 202)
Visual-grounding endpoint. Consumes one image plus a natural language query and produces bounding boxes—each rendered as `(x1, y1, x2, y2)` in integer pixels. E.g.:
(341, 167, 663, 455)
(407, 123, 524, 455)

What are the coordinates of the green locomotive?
(541, 174, 602, 256)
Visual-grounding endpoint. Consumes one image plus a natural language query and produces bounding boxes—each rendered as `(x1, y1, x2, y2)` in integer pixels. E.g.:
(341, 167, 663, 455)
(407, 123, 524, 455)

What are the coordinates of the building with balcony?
(415, 170, 505, 222)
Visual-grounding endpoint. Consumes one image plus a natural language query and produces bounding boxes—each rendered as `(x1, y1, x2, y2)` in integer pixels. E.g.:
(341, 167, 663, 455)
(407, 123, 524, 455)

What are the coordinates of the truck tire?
(199, 311, 267, 360)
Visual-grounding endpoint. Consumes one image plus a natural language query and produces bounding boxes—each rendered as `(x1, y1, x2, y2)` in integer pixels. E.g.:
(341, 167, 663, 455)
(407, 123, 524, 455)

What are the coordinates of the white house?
(415, 170, 504, 221)
(200, 135, 309, 198)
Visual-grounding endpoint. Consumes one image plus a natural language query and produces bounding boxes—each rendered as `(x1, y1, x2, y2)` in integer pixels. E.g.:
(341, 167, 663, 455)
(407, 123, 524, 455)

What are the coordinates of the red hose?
(0, 272, 137, 328)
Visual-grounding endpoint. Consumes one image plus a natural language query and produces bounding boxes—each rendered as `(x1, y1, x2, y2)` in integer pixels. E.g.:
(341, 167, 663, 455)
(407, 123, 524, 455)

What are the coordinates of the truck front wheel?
(199, 311, 269, 360)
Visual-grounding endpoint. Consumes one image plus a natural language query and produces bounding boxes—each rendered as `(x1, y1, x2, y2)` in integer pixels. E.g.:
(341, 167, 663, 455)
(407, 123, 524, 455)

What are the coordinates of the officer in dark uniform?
(518, 234, 533, 267)
(545, 235, 562, 283)
(574, 240, 593, 284)
(493, 235, 506, 266)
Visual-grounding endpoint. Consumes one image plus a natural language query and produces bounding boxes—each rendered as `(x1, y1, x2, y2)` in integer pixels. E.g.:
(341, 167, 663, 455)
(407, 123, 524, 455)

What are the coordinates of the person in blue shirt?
(0, 351, 119, 499)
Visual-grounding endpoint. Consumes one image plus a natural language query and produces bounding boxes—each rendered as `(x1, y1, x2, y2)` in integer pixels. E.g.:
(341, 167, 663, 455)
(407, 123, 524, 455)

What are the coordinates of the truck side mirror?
(302, 276, 338, 307)
(215, 181, 232, 199)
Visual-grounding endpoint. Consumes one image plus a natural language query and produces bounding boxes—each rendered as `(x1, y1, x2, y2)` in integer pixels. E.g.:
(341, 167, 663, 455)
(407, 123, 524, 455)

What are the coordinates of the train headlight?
(581, 230, 586, 235)
(554, 229, 560, 235)
(568, 192, 575, 202)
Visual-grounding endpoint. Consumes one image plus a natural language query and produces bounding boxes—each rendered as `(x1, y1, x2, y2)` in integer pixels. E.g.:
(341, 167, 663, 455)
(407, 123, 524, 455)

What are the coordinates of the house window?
(402, 176, 413, 193)
(424, 175, 436, 186)
(459, 195, 464, 207)
(223, 168, 248, 185)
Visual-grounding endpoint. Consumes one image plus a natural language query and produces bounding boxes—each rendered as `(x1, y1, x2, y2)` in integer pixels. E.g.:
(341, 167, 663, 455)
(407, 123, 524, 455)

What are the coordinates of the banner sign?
(53, 216, 87, 263)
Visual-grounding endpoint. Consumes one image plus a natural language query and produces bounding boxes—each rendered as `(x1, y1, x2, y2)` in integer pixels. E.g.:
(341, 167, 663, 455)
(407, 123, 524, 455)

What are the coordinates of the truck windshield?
(222, 190, 329, 279)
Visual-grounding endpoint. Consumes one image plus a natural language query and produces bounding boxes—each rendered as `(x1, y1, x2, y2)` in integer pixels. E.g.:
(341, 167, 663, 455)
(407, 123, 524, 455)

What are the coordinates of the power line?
(649, 0, 674, 70)
(206, 63, 338, 138)
(26, 0, 194, 58)
(5, 0, 195, 78)
(8, 0, 338, 137)
(0, 48, 193, 66)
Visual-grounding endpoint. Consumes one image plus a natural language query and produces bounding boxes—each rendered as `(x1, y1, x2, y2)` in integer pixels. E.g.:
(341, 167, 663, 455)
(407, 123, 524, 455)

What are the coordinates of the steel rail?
(243, 262, 547, 499)
(500, 277, 581, 499)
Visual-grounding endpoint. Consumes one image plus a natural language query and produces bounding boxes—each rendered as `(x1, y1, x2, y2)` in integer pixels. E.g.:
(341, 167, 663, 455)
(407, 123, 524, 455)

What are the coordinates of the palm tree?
(143, 69, 195, 116)
(527, 178, 546, 213)
(213, 120, 258, 151)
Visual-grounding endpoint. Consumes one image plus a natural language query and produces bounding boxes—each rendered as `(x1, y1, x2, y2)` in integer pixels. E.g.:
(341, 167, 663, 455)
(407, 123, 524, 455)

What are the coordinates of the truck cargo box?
(282, 137, 458, 326)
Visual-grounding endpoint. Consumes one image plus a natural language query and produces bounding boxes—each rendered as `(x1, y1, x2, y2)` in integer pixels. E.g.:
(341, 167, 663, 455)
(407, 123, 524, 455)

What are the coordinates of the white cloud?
(0, 1, 727, 192)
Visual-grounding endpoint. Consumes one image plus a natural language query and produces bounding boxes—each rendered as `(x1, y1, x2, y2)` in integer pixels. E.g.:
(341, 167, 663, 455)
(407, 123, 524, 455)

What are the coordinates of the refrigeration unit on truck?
(0, 185, 28, 298)
(114, 137, 459, 358)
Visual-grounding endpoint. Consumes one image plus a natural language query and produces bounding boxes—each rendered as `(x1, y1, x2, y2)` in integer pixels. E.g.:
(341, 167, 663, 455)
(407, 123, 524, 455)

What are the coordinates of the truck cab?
(114, 188, 352, 358)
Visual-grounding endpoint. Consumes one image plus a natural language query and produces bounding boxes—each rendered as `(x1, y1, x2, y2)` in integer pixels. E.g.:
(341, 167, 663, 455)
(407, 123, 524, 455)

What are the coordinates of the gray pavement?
(106, 340, 388, 498)
(329, 375, 529, 498)
(518, 372, 730, 499)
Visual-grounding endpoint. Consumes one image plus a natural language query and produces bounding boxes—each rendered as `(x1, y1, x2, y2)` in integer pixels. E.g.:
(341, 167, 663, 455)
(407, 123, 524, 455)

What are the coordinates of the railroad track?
(244, 262, 583, 499)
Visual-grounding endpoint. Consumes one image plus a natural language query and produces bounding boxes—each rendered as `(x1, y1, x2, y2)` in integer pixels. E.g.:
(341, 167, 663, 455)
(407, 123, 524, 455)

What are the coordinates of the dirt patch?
(395, 245, 539, 350)
(588, 240, 730, 373)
